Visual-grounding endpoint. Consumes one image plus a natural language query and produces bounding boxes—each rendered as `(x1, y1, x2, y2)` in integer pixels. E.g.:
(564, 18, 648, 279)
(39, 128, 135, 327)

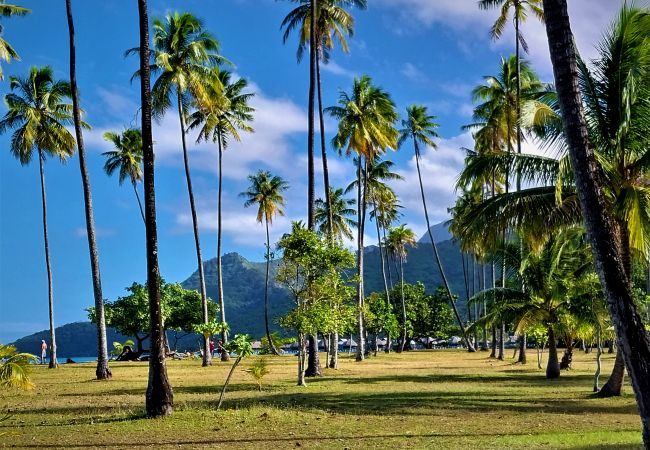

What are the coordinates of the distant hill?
(418, 221, 452, 244)
(12, 222, 484, 355)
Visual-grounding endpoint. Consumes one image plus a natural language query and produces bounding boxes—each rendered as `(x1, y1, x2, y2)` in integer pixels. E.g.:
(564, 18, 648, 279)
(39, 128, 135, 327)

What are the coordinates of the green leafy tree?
(315, 187, 356, 242)
(102, 128, 145, 222)
(0, 66, 77, 369)
(217, 334, 254, 410)
(241, 170, 289, 357)
(246, 358, 270, 391)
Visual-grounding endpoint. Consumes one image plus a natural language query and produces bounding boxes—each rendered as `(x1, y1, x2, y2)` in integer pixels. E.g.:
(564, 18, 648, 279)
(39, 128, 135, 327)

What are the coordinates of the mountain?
(418, 221, 452, 244)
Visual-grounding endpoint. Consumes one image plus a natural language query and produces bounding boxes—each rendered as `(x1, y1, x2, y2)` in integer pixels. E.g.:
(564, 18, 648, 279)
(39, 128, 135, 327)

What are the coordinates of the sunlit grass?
(0, 350, 642, 449)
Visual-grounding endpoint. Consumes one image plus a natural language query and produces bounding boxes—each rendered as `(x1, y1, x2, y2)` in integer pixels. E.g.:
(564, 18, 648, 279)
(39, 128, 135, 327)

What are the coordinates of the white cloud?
(401, 62, 429, 83)
(321, 60, 357, 78)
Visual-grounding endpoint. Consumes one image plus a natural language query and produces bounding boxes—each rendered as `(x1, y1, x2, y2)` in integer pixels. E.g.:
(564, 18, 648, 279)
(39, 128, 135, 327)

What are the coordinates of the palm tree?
(543, 2, 650, 443)
(399, 105, 476, 351)
(65, 0, 111, 380)
(0, 66, 77, 369)
(188, 69, 255, 359)
(281, 0, 367, 236)
(0, 344, 36, 390)
(102, 129, 145, 223)
(478, 0, 544, 171)
(241, 171, 289, 357)
(327, 75, 398, 361)
(137, 0, 173, 417)
(385, 225, 417, 353)
(0, 1, 29, 80)
(315, 187, 356, 242)
(130, 11, 222, 367)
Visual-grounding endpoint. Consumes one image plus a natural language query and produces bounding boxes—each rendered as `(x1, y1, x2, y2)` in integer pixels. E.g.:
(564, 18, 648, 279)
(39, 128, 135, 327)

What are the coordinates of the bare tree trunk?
(598, 350, 625, 397)
(315, 53, 333, 237)
(305, 334, 322, 376)
(216, 356, 242, 410)
(216, 134, 229, 362)
(139, 0, 173, 416)
(262, 218, 280, 356)
(177, 93, 210, 367)
(38, 150, 57, 369)
(413, 139, 474, 351)
(132, 182, 146, 224)
(355, 158, 366, 361)
(306, 0, 316, 229)
(329, 331, 338, 369)
(518, 333, 527, 364)
(297, 333, 307, 386)
(594, 328, 602, 392)
(498, 322, 505, 361)
(65, 0, 109, 379)
(399, 260, 407, 353)
(490, 326, 497, 358)
(543, 2, 650, 443)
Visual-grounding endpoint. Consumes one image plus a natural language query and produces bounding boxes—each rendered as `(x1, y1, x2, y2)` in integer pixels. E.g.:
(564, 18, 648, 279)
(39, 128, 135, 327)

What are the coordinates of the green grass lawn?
(0, 349, 643, 449)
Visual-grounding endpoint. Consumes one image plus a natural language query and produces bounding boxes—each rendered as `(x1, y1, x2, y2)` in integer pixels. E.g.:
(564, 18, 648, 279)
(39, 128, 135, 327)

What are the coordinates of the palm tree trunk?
(177, 92, 210, 367)
(517, 333, 527, 364)
(383, 226, 394, 289)
(355, 157, 366, 361)
(132, 181, 146, 224)
(65, 0, 110, 380)
(498, 321, 505, 361)
(399, 259, 407, 353)
(216, 356, 242, 410)
(216, 132, 229, 361)
(306, 0, 316, 229)
(490, 326, 497, 358)
(264, 218, 280, 356)
(481, 264, 488, 351)
(138, 0, 173, 417)
(298, 333, 307, 386)
(413, 139, 475, 351)
(315, 53, 333, 237)
(598, 350, 625, 397)
(38, 150, 58, 369)
(546, 325, 560, 379)
(515, 11, 522, 191)
(374, 204, 391, 306)
(306, 333, 321, 376)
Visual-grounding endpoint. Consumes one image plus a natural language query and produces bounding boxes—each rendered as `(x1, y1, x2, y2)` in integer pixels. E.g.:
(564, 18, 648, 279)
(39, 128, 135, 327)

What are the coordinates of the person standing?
(40, 339, 47, 365)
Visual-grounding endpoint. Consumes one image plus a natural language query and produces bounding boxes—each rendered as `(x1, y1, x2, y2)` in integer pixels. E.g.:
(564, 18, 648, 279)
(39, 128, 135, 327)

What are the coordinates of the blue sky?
(0, 0, 630, 342)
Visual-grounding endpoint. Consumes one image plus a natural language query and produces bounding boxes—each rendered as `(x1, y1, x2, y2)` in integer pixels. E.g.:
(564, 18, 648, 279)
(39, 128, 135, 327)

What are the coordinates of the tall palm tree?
(241, 171, 289, 357)
(130, 11, 222, 367)
(327, 75, 398, 361)
(399, 105, 476, 351)
(385, 225, 417, 353)
(0, 1, 29, 80)
(65, 0, 110, 380)
(137, 0, 173, 417)
(0, 66, 76, 369)
(478, 0, 544, 172)
(188, 69, 255, 359)
(281, 0, 367, 236)
(315, 187, 356, 242)
(102, 129, 145, 223)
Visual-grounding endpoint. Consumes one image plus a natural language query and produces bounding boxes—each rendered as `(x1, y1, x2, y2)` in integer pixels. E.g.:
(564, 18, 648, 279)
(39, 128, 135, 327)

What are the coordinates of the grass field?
(0, 350, 643, 449)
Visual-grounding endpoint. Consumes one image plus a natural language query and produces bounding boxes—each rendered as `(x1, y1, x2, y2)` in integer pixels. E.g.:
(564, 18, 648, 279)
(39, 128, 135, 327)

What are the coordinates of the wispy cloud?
(321, 60, 356, 78)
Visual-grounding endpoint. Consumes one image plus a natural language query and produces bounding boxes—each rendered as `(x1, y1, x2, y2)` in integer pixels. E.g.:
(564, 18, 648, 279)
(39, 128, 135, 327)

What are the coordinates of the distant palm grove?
(1, 0, 650, 448)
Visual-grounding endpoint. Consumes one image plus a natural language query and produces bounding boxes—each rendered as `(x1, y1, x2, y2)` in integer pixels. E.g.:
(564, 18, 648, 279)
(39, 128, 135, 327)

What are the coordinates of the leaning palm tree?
(281, 0, 367, 236)
(327, 75, 398, 361)
(478, 0, 544, 164)
(315, 187, 357, 242)
(188, 69, 255, 359)
(0, 66, 77, 369)
(136, 0, 173, 417)
(399, 104, 476, 351)
(0, 1, 29, 80)
(65, 0, 111, 380)
(385, 225, 417, 353)
(129, 11, 222, 367)
(241, 171, 289, 357)
(102, 128, 145, 223)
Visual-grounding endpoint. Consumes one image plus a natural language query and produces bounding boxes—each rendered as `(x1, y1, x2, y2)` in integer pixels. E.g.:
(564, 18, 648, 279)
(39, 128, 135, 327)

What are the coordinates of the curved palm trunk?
(38, 150, 57, 369)
(216, 133, 229, 361)
(413, 139, 475, 351)
(138, 0, 173, 416)
(68, 0, 113, 379)
(132, 181, 146, 224)
(598, 350, 625, 397)
(546, 326, 560, 379)
(544, 2, 650, 443)
(177, 93, 210, 367)
(398, 260, 407, 353)
(66, 0, 110, 380)
(593, 328, 603, 392)
(264, 217, 280, 356)
(355, 158, 367, 361)
(216, 356, 242, 410)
